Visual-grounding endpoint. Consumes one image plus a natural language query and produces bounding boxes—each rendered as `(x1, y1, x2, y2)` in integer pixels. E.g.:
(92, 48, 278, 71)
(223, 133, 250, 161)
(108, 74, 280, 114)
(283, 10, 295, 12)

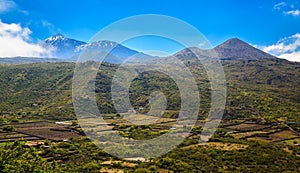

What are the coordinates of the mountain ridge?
(0, 34, 283, 64)
(40, 33, 156, 63)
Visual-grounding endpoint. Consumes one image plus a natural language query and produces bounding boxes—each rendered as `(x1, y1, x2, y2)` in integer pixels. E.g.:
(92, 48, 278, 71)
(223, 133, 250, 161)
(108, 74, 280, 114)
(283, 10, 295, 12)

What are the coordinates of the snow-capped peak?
(40, 34, 145, 62)
(45, 33, 67, 42)
(75, 40, 119, 52)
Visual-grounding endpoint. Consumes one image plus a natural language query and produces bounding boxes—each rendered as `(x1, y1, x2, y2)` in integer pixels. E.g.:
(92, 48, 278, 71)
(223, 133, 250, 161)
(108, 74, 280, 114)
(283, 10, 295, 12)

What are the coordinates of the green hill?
(0, 58, 299, 123)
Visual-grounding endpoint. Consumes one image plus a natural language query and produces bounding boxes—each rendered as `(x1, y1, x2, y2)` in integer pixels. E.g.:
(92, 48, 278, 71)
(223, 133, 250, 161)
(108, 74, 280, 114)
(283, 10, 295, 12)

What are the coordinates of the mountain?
(214, 38, 277, 60)
(174, 38, 277, 61)
(40, 33, 155, 63)
(40, 33, 87, 58)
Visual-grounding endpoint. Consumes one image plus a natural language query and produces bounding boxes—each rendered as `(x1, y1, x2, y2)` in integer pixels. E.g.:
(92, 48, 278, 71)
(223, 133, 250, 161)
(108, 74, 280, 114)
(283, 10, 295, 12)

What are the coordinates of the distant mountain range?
(0, 34, 280, 64)
(39, 33, 154, 64)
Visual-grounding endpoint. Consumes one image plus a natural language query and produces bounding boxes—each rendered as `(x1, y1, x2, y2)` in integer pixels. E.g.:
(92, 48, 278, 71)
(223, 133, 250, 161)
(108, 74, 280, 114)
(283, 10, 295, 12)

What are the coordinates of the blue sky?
(0, 0, 299, 61)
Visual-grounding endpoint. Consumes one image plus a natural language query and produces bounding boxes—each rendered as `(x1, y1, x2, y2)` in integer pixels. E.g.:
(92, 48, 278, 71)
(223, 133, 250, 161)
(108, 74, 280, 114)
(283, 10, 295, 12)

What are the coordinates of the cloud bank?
(0, 20, 52, 57)
(260, 33, 300, 62)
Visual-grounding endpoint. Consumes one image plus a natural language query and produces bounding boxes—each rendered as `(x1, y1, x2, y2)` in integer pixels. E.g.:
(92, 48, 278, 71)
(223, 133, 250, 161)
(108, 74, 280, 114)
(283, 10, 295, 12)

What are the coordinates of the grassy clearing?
(245, 130, 298, 143)
(100, 168, 124, 173)
(226, 123, 268, 131)
(247, 137, 272, 143)
(230, 128, 277, 139)
(231, 131, 268, 139)
(123, 114, 159, 125)
(269, 130, 299, 142)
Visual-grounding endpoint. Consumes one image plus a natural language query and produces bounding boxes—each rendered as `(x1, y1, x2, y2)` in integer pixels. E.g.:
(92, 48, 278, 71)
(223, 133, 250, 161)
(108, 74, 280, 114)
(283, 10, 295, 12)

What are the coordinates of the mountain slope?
(0, 57, 299, 122)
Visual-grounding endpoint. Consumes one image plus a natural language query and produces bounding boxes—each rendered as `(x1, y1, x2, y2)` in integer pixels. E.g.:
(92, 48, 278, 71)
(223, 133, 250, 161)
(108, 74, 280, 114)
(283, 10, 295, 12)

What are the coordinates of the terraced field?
(225, 121, 300, 144)
(0, 121, 81, 142)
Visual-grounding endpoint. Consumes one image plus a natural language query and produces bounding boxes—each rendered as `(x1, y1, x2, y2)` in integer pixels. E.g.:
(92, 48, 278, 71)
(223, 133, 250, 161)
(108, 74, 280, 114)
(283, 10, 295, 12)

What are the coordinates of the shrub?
(3, 125, 15, 132)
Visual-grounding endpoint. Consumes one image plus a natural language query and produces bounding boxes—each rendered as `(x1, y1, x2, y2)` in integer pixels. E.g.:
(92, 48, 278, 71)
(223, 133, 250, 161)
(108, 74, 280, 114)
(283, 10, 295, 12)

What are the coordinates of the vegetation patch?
(201, 142, 248, 150)
(281, 138, 300, 145)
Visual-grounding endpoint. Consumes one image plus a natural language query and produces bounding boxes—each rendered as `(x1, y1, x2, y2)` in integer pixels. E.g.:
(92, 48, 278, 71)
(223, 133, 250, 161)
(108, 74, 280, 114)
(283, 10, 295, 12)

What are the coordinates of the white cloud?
(278, 51, 300, 62)
(260, 33, 300, 62)
(0, 20, 52, 57)
(273, 2, 300, 16)
(0, 0, 16, 13)
(41, 20, 60, 34)
(274, 2, 287, 10)
(42, 20, 55, 29)
(285, 9, 300, 16)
